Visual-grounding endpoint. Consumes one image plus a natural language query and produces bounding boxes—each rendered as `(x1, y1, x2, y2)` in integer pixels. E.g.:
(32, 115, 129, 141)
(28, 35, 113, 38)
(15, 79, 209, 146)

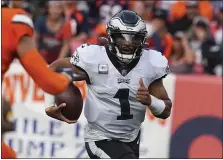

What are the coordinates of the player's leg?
(126, 131, 141, 158)
(85, 140, 137, 158)
(85, 142, 100, 159)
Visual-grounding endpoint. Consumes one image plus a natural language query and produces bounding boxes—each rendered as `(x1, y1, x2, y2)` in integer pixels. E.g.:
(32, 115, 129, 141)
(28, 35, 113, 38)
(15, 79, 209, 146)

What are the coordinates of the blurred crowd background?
(12, 0, 223, 76)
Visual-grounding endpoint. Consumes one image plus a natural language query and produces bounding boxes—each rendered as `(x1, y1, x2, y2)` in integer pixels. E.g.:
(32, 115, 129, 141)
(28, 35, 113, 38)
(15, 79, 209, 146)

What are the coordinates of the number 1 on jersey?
(114, 88, 133, 120)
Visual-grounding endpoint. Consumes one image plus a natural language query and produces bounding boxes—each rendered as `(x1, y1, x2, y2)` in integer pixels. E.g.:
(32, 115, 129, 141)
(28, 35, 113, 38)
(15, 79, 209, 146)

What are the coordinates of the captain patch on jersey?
(98, 64, 109, 74)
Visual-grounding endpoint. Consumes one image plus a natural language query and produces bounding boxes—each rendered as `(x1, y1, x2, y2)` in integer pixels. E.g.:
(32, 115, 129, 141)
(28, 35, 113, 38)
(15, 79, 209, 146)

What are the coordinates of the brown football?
(55, 83, 83, 121)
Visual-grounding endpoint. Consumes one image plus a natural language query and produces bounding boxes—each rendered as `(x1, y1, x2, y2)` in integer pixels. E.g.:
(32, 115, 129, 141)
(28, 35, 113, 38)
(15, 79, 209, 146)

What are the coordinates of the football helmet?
(106, 10, 148, 64)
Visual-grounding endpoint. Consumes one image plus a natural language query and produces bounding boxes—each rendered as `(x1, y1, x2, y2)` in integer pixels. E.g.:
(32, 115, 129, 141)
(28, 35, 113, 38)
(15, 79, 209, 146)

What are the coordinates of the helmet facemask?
(108, 30, 147, 64)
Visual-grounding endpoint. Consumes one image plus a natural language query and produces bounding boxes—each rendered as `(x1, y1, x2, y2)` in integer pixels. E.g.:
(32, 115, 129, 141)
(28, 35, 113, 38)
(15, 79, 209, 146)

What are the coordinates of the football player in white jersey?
(44, 10, 172, 158)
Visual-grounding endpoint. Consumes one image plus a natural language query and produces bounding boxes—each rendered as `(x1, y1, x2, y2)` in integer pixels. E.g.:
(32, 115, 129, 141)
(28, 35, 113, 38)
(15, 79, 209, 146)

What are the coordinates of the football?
(55, 82, 83, 121)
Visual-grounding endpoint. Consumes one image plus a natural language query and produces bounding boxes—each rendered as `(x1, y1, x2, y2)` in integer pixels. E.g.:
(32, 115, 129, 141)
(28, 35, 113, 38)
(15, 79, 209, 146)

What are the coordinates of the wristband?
(148, 95, 166, 116)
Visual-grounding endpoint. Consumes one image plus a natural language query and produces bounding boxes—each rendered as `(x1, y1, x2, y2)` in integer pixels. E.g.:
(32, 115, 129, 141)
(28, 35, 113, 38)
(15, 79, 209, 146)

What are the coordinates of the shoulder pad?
(143, 49, 170, 79)
(147, 49, 168, 68)
(71, 44, 102, 64)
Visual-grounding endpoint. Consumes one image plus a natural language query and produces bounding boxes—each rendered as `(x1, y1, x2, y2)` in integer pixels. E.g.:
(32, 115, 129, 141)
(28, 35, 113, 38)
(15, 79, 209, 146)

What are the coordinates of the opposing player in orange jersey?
(2, 1, 72, 95)
(2, 1, 76, 158)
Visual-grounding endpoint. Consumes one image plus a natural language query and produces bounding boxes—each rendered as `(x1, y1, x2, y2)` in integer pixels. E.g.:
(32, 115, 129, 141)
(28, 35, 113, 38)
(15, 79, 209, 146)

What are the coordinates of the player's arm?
(148, 78, 172, 119)
(12, 13, 71, 94)
(137, 78, 172, 119)
(17, 36, 71, 94)
(49, 58, 89, 82)
(137, 50, 172, 119)
(44, 57, 89, 123)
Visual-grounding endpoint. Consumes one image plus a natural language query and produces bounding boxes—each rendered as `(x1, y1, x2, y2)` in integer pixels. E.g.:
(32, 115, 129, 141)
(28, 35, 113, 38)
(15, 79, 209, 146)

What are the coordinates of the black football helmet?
(106, 10, 148, 64)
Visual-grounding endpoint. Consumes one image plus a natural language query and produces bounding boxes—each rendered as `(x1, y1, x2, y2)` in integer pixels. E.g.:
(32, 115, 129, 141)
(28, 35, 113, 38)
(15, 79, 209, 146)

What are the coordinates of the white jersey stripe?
(12, 14, 34, 29)
(88, 142, 110, 158)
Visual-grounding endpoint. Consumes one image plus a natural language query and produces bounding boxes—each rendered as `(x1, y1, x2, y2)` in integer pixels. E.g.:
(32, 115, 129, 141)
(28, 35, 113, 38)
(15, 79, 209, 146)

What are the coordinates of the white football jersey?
(70, 44, 169, 142)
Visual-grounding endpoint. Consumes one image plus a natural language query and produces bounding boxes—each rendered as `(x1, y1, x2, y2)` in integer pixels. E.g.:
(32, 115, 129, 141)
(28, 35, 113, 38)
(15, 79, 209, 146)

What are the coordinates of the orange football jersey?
(1, 142, 16, 159)
(2, 7, 33, 77)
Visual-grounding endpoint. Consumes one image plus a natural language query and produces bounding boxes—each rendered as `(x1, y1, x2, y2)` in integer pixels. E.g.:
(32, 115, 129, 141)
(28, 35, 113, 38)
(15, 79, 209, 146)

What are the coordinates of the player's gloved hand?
(45, 103, 77, 124)
(136, 78, 151, 105)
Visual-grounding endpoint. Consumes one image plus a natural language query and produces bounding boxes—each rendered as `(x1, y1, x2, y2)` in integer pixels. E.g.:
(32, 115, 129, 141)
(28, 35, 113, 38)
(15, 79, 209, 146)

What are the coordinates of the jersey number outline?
(114, 88, 133, 120)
